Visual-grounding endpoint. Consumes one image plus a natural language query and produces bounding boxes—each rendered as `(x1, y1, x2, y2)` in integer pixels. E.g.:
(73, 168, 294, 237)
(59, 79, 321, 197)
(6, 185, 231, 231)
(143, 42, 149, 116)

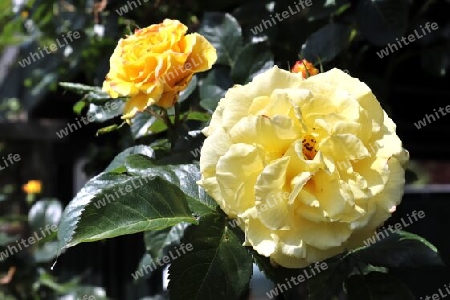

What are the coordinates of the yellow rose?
(197, 66, 409, 268)
(102, 19, 217, 119)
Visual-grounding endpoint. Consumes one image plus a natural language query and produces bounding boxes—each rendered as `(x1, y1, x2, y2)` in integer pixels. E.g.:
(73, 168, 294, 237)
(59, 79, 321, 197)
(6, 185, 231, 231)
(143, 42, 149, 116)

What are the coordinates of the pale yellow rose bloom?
(198, 66, 409, 268)
(102, 19, 217, 119)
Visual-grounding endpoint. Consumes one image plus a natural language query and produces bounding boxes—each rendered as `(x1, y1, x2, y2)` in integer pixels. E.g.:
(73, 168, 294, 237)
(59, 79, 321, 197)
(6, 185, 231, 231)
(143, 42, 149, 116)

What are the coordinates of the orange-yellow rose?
(197, 66, 409, 268)
(102, 19, 217, 119)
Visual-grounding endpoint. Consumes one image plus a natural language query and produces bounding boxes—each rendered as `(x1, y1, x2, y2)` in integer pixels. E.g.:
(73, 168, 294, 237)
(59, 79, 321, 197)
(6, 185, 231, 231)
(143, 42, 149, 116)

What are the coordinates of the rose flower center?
(302, 134, 317, 160)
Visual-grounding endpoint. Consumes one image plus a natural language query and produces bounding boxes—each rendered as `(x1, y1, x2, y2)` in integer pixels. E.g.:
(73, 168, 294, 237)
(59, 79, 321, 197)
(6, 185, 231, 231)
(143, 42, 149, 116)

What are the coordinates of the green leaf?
(59, 82, 103, 95)
(57, 174, 197, 251)
(306, 256, 355, 300)
(104, 146, 155, 173)
(124, 156, 217, 215)
(168, 214, 253, 300)
(144, 223, 189, 259)
(351, 230, 444, 268)
(60, 82, 123, 105)
(301, 23, 352, 63)
(135, 223, 190, 279)
(356, 0, 410, 46)
(252, 249, 351, 299)
(199, 67, 233, 112)
(147, 119, 169, 134)
(28, 199, 63, 231)
(73, 101, 87, 115)
(184, 111, 211, 122)
(87, 100, 124, 123)
(130, 112, 158, 139)
(83, 93, 125, 105)
(199, 13, 243, 66)
(96, 124, 123, 136)
(345, 272, 414, 300)
(231, 42, 274, 84)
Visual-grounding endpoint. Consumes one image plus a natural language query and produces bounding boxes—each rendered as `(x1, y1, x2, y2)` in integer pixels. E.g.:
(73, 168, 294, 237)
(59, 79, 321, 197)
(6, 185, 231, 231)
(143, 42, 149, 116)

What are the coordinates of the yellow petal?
(229, 115, 299, 159)
(365, 156, 405, 229)
(216, 143, 265, 214)
(294, 217, 352, 249)
(243, 217, 278, 257)
(320, 134, 369, 161)
(121, 85, 163, 119)
(199, 127, 232, 178)
(184, 33, 218, 72)
(255, 157, 291, 230)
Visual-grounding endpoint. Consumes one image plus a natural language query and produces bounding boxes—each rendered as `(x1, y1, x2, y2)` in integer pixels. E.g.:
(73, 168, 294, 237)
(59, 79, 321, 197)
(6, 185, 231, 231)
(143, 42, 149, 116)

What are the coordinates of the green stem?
(174, 102, 181, 129)
(160, 108, 177, 149)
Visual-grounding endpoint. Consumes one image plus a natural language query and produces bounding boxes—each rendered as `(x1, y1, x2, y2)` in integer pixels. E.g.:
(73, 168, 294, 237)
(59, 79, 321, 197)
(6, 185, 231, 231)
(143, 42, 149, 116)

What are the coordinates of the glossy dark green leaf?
(87, 100, 124, 123)
(301, 23, 352, 63)
(199, 67, 233, 112)
(124, 156, 217, 215)
(351, 230, 444, 268)
(135, 223, 191, 280)
(252, 248, 351, 299)
(59, 82, 103, 95)
(57, 174, 197, 251)
(306, 256, 355, 300)
(199, 13, 243, 66)
(168, 214, 253, 300)
(104, 146, 155, 173)
(144, 223, 189, 259)
(231, 42, 274, 84)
